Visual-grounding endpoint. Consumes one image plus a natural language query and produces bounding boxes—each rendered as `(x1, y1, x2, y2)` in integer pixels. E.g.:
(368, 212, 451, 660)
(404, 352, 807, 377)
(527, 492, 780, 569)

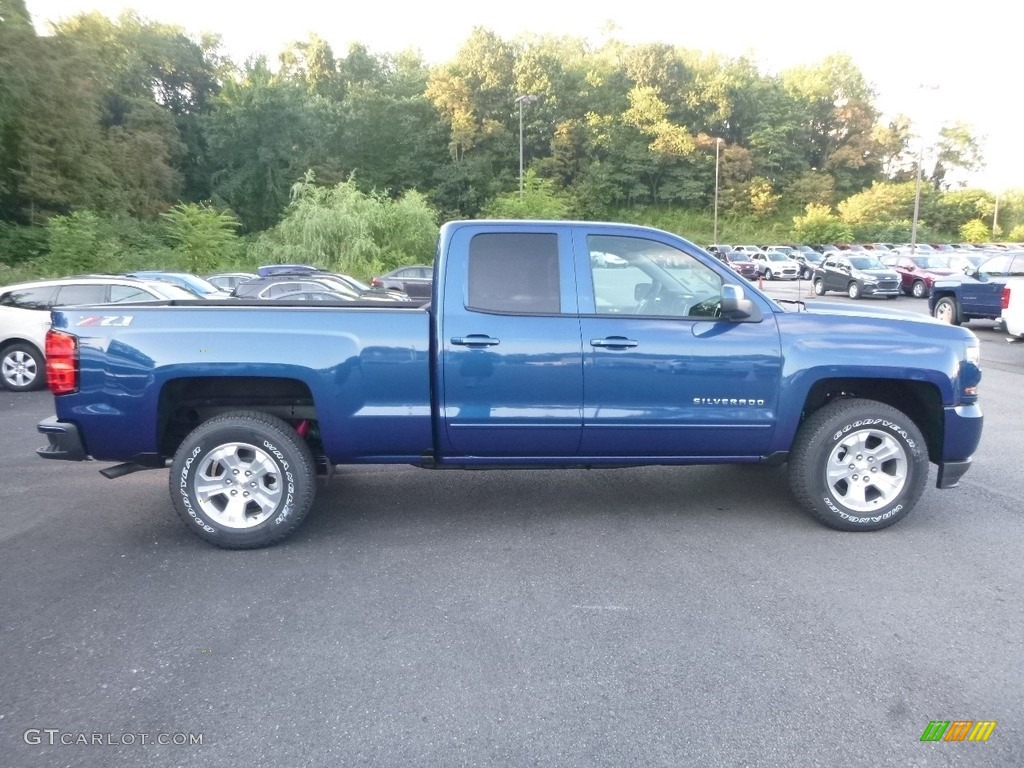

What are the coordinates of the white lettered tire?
(789, 399, 929, 531)
(169, 411, 316, 548)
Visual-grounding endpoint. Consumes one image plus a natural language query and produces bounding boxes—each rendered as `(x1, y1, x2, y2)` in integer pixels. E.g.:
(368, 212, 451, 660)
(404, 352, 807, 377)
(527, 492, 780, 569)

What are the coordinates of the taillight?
(371, 277, 382, 287)
(1002, 286, 1011, 310)
(46, 330, 78, 394)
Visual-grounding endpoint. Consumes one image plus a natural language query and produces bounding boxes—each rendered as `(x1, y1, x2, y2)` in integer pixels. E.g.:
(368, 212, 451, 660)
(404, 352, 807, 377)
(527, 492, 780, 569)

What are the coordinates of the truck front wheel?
(169, 411, 317, 549)
(788, 399, 928, 531)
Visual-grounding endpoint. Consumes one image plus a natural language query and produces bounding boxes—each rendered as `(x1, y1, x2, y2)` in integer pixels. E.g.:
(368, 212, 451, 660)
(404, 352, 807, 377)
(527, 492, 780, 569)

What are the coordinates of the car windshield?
(767, 252, 791, 262)
(912, 256, 950, 269)
(849, 256, 886, 270)
(727, 252, 751, 262)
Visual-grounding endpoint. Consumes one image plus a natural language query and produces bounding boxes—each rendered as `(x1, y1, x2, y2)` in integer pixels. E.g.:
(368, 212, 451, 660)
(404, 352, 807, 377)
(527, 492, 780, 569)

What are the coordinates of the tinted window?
(1010, 256, 1024, 277)
(979, 255, 1011, 276)
(54, 284, 107, 305)
(0, 286, 57, 309)
(468, 233, 560, 314)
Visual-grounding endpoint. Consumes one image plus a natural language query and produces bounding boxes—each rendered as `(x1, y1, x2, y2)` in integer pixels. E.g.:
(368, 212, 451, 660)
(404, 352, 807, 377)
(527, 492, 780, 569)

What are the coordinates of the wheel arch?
(797, 378, 944, 463)
(157, 376, 319, 459)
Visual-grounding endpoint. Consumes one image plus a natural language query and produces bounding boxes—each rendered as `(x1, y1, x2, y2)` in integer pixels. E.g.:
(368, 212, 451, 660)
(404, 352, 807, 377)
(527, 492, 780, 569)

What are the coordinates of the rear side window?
(53, 284, 107, 305)
(467, 233, 560, 314)
(0, 286, 57, 309)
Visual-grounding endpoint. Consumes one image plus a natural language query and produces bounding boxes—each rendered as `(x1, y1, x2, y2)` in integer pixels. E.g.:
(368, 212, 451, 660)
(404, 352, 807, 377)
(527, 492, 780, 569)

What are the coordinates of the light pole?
(515, 94, 538, 199)
(713, 138, 723, 244)
(909, 84, 939, 254)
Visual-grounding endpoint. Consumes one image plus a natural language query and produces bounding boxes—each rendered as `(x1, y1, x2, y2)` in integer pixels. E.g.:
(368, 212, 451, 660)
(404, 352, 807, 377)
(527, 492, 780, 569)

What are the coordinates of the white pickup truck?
(1003, 278, 1024, 339)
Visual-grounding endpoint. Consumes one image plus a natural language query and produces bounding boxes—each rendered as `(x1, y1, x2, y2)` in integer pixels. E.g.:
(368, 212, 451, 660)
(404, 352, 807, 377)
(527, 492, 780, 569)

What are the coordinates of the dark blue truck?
(37, 220, 983, 548)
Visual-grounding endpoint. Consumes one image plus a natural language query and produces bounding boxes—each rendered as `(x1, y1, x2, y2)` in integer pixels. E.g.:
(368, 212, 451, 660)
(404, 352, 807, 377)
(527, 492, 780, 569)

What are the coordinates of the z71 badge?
(76, 315, 135, 327)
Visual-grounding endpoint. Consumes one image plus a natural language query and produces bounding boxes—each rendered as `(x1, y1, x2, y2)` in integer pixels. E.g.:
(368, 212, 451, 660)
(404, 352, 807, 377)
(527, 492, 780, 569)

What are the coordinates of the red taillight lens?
(371, 277, 382, 287)
(1002, 286, 1011, 310)
(46, 330, 78, 395)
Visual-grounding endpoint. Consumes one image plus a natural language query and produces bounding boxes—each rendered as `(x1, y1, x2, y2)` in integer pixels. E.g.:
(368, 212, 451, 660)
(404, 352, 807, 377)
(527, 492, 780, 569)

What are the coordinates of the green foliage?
(959, 220, 990, 243)
(161, 202, 242, 272)
(791, 204, 853, 243)
(45, 210, 176, 276)
(1007, 225, 1024, 243)
(248, 174, 438, 278)
(0, 222, 48, 266)
(481, 170, 572, 219)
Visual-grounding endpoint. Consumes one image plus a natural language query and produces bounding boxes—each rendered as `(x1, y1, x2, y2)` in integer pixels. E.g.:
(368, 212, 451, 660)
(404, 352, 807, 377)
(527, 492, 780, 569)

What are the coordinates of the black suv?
(812, 254, 901, 299)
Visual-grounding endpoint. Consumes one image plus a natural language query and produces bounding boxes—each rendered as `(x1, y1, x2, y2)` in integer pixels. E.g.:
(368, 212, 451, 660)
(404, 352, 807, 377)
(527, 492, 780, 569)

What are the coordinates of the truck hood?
(791, 300, 940, 325)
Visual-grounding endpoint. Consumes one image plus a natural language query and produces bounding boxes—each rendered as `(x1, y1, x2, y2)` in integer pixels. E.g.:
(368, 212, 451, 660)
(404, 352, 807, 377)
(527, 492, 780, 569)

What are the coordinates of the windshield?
(727, 252, 751, 262)
(141, 282, 201, 301)
(767, 252, 791, 262)
(849, 256, 887, 270)
(912, 256, 951, 269)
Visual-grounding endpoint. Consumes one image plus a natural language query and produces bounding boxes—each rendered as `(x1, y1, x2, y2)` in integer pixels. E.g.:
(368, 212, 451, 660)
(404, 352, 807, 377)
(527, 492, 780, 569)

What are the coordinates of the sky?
(24, 0, 1024, 192)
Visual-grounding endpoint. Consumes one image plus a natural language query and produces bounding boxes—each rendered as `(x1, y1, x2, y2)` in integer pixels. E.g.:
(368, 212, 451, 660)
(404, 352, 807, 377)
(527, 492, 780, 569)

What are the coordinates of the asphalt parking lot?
(2, 289, 1022, 767)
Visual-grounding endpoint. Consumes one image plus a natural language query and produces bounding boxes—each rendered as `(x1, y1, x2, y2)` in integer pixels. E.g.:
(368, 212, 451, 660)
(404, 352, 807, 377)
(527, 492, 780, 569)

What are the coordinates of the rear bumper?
(37, 417, 88, 461)
(935, 403, 983, 488)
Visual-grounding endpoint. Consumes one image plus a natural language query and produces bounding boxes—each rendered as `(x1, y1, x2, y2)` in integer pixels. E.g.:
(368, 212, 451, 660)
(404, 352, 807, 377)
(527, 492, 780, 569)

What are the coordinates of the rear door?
(439, 226, 583, 458)
(961, 255, 1019, 317)
(574, 229, 783, 457)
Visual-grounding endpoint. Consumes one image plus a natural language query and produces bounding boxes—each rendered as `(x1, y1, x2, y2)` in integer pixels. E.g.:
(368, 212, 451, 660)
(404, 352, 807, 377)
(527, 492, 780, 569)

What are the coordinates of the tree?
(791, 203, 852, 243)
(481, 170, 571, 219)
(161, 202, 242, 272)
(932, 122, 984, 189)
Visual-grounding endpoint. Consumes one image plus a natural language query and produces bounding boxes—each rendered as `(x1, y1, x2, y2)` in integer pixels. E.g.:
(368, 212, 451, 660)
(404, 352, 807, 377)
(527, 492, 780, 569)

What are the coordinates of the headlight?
(862, 276, 878, 284)
(965, 343, 980, 366)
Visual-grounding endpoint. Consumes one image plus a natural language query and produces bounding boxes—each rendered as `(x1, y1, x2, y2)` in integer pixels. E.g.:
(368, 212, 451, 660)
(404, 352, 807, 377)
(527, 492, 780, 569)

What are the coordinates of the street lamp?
(713, 138, 723, 244)
(515, 94, 538, 199)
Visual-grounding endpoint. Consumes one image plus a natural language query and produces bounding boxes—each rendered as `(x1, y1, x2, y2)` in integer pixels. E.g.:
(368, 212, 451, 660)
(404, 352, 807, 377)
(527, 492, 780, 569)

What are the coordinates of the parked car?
(590, 251, 629, 268)
(812, 254, 901, 299)
(371, 265, 433, 300)
(790, 250, 824, 280)
(712, 249, 758, 280)
(1002, 278, 1024, 339)
(127, 271, 232, 299)
(750, 250, 800, 280)
(253, 265, 410, 301)
(204, 272, 258, 291)
(1, 275, 195, 391)
(879, 254, 959, 298)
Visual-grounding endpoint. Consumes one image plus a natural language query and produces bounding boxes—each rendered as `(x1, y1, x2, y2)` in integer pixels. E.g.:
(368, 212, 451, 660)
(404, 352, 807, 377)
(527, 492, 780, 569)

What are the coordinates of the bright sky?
(26, 0, 1024, 192)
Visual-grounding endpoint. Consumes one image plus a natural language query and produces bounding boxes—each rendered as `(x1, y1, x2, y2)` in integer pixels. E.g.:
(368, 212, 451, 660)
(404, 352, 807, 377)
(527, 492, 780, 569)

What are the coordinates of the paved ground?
(1, 292, 1022, 767)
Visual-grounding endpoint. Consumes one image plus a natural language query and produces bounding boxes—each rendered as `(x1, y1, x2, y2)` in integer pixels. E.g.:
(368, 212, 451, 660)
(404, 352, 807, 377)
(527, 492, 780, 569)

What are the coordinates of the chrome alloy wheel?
(192, 442, 284, 528)
(2, 349, 39, 389)
(825, 427, 908, 513)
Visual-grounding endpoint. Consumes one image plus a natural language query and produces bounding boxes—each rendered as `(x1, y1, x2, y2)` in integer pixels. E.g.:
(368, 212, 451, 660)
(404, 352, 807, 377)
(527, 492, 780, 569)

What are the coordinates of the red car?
(881, 254, 958, 298)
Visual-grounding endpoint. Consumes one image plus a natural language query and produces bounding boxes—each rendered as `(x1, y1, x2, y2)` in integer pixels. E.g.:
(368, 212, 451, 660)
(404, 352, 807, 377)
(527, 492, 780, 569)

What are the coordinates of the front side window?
(587, 235, 723, 318)
(467, 233, 560, 314)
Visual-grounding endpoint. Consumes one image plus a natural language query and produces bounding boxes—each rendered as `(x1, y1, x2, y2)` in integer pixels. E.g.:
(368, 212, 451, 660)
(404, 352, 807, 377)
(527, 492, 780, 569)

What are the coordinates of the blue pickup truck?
(929, 250, 1024, 325)
(37, 220, 983, 548)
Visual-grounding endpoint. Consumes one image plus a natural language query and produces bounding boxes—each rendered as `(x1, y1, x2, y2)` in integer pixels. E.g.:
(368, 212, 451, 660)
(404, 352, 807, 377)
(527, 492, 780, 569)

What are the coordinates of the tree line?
(1, 0, 1019, 279)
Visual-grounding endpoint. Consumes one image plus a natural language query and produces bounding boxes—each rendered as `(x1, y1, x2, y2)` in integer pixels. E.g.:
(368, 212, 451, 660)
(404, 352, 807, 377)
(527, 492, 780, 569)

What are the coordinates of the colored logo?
(920, 721, 997, 742)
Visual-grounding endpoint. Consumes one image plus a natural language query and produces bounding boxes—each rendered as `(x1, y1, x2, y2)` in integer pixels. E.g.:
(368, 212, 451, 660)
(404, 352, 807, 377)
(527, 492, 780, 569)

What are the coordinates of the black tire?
(911, 280, 927, 299)
(847, 281, 861, 299)
(789, 398, 929, 531)
(765, 269, 775, 280)
(813, 279, 825, 296)
(1, 342, 45, 392)
(932, 296, 961, 325)
(169, 410, 317, 549)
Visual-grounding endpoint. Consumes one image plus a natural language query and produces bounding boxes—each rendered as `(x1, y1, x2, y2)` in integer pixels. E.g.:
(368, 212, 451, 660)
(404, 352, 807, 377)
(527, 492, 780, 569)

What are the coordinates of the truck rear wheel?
(169, 410, 316, 548)
(788, 398, 928, 531)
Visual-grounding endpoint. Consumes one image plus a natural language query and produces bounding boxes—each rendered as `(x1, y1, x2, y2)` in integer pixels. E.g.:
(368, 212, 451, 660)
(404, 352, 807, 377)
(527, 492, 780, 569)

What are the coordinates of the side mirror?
(635, 282, 654, 302)
(720, 284, 761, 322)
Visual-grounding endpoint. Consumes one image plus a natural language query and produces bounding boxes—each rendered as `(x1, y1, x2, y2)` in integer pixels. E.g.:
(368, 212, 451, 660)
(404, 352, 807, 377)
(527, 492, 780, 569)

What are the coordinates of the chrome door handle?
(451, 335, 500, 347)
(590, 337, 638, 349)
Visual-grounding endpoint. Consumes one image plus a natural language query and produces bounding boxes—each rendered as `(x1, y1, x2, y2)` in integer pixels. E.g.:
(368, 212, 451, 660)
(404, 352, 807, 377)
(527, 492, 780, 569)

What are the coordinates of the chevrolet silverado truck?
(36, 220, 983, 548)
(929, 250, 1024, 325)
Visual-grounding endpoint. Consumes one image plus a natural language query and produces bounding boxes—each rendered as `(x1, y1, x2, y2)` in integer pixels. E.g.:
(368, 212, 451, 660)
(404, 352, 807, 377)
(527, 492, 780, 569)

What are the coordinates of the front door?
(575, 230, 783, 458)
